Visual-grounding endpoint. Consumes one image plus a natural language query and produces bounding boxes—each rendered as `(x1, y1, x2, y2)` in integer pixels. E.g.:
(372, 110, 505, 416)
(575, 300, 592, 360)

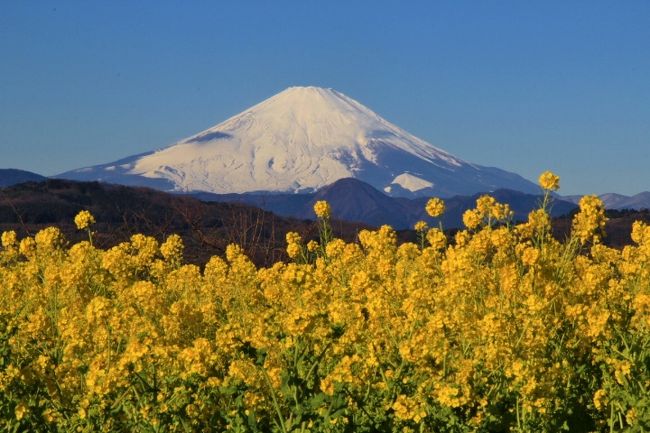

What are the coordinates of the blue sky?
(1, 1, 649, 195)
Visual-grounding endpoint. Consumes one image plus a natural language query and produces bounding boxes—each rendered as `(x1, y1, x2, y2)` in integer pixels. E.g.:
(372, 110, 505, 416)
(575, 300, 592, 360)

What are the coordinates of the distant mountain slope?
(564, 192, 650, 210)
(604, 192, 650, 210)
(58, 86, 539, 198)
(0, 169, 46, 187)
(193, 178, 577, 229)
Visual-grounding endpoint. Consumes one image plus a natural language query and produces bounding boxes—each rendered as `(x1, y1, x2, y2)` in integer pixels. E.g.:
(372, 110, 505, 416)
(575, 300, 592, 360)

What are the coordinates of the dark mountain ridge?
(1, 180, 647, 266)
(192, 178, 578, 229)
(0, 168, 46, 187)
(0, 179, 366, 265)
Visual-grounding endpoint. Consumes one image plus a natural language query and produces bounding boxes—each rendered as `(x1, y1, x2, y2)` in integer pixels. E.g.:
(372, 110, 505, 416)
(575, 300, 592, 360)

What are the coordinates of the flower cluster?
(74, 209, 96, 230)
(538, 170, 560, 191)
(313, 200, 331, 219)
(572, 195, 608, 244)
(425, 197, 445, 218)
(0, 172, 649, 432)
(285, 231, 302, 259)
(462, 195, 513, 230)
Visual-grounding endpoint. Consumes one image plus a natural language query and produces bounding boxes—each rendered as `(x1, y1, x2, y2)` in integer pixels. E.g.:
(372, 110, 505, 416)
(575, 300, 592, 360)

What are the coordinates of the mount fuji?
(58, 86, 538, 198)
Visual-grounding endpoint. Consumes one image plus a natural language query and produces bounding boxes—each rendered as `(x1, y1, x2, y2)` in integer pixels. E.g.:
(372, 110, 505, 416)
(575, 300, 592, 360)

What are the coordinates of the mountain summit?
(59, 86, 538, 197)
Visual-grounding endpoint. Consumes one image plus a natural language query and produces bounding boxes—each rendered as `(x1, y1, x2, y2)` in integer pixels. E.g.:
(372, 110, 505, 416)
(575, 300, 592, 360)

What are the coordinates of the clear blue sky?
(1, 1, 649, 195)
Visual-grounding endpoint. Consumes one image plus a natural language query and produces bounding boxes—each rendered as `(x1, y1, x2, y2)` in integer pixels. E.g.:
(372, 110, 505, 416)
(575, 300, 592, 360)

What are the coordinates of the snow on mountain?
(58, 86, 539, 197)
(385, 173, 434, 194)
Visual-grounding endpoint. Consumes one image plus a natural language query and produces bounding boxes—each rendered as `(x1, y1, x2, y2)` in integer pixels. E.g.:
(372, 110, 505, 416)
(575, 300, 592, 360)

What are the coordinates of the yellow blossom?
(463, 209, 482, 230)
(15, 402, 28, 420)
(414, 220, 428, 232)
(74, 209, 96, 230)
(392, 395, 427, 422)
(307, 240, 319, 252)
(593, 389, 607, 411)
(160, 234, 184, 263)
(425, 197, 445, 218)
(313, 200, 331, 219)
(426, 228, 447, 250)
(286, 231, 302, 245)
(521, 246, 540, 266)
(286, 242, 301, 259)
(1, 230, 17, 249)
(538, 170, 560, 191)
(0, 187, 648, 431)
(572, 195, 607, 244)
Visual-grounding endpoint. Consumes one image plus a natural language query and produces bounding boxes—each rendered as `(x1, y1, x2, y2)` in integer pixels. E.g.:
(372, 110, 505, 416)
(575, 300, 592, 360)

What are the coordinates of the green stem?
(262, 368, 288, 433)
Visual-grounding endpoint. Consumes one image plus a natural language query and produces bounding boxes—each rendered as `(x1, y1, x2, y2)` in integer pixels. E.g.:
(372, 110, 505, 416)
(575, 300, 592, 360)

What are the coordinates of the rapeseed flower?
(538, 170, 560, 191)
(74, 210, 96, 230)
(414, 220, 428, 232)
(425, 197, 445, 218)
(313, 200, 331, 219)
(1, 230, 16, 248)
(1, 176, 648, 432)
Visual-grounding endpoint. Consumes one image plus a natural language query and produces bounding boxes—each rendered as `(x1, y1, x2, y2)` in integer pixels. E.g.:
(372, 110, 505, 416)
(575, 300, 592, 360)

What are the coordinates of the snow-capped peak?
(59, 86, 539, 197)
(178, 85, 463, 165)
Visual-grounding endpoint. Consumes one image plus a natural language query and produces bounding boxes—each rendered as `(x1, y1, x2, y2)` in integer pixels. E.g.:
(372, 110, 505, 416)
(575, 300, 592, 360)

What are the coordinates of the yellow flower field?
(1, 173, 649, 432)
